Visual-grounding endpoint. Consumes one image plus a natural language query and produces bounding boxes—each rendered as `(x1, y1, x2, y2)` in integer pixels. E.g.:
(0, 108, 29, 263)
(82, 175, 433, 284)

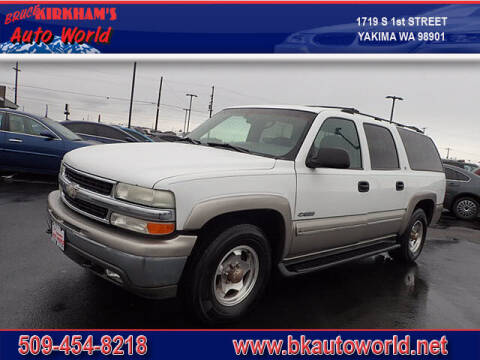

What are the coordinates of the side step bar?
(279, 242, 401, 277)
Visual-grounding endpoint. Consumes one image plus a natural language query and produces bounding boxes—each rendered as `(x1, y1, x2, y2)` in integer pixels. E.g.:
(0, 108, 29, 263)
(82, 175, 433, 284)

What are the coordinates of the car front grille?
(65, 167, 113, 196)
(64, 193, 109, 219)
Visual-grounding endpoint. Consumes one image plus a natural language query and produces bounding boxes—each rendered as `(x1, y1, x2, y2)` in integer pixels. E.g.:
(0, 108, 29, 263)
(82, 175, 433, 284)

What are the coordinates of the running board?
(279, 242, 401, 276)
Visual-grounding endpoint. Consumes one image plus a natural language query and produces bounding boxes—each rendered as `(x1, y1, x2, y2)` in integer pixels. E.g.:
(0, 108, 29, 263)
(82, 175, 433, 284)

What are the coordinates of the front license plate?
(51, 221, 65, 251)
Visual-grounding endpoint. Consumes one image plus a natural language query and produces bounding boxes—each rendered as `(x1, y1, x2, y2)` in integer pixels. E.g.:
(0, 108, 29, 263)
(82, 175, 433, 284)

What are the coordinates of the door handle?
(396, 181, 405, 191)
(358, 181, 370, 193)
(8, 138, 23, 143)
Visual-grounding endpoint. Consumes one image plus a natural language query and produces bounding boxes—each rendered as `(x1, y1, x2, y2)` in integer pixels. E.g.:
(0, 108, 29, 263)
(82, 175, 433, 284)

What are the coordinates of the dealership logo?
(2, 4, 116, 51)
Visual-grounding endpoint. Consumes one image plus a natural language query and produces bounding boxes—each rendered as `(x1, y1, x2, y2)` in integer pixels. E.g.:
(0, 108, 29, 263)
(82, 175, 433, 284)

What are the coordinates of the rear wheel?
(390, 208, 427, 263)
(180, 224, 271, 324)
(452, 197, 479, 220)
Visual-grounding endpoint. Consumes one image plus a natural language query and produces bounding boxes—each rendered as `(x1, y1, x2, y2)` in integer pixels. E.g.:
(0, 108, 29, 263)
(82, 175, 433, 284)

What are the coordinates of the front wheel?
(180, 224, 271, 324)
(390, 208, 427, 263)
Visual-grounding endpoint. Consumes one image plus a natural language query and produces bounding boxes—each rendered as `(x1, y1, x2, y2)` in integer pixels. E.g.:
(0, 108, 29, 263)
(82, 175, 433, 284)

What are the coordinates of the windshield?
(42, 117, 82, 141)
(188, 108, 316, 159)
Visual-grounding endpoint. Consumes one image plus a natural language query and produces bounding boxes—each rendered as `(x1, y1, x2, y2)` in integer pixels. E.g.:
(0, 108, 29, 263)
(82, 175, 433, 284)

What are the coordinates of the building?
(0, 85, 18, 109)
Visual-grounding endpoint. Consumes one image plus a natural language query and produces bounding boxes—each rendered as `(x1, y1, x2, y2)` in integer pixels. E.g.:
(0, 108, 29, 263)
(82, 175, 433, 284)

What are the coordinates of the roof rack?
(306, 105, 424, 134)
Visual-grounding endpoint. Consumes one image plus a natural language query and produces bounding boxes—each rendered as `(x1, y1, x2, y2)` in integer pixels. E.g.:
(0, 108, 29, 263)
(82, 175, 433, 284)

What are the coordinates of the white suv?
(47, 105, 446, 323)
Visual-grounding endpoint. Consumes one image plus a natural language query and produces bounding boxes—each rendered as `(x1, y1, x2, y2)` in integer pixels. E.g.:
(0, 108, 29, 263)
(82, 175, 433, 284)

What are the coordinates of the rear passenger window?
(97, 126, 129, 141)
(311, 117, 362, 169)
(445, 168, 470, 181)
(363, 124, 399, 170)
(397, 128, 443, 172)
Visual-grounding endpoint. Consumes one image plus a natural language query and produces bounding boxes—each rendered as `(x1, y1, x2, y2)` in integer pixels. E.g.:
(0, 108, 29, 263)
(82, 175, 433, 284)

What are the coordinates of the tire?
(390, 208, 427, 263)
(452, 197, 479, 220)
(180, 224, 272, 324)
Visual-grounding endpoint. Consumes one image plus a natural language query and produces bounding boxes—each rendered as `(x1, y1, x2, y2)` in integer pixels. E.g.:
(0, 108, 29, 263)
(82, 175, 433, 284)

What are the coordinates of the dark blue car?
(0, 109, 92, 175)
(61, 121, 153, 144)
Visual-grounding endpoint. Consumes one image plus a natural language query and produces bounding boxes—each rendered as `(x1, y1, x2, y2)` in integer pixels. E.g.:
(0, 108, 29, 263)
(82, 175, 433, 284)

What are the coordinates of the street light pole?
(183, 108, 189, 134)
(185, 93, 197, 133)
(386, 95, 403, 123)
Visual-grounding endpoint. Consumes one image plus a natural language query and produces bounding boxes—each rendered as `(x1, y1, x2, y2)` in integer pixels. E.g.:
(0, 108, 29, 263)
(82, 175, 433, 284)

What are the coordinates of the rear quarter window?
(397, 128, 443, 172)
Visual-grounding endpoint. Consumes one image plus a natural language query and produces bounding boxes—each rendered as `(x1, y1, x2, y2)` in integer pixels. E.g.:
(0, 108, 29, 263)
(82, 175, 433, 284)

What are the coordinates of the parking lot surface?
(1, 175, 479, 329)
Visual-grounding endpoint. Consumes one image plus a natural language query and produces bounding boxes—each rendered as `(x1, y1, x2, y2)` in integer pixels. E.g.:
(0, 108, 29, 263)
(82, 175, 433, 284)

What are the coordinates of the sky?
(0, 59, 478, 163)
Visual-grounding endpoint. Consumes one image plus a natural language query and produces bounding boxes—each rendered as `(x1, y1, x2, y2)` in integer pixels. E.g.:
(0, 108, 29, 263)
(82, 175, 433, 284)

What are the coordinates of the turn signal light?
(147, 222, 175, 235)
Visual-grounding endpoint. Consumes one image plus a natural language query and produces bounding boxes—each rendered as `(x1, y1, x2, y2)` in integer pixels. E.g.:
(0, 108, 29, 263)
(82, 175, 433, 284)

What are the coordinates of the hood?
(63, 142, 276, 188)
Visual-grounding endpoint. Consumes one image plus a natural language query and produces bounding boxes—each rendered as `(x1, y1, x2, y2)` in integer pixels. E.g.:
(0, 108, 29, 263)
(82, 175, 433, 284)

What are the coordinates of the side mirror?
(306, 147, 350, 169)
(40, 131, 56, 140)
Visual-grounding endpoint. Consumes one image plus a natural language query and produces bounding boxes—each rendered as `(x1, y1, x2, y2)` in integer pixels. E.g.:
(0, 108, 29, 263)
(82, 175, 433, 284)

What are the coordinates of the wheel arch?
(451, 193, 480, 211)
(183, 195, 293, 262)
(399, 192, 437, 234)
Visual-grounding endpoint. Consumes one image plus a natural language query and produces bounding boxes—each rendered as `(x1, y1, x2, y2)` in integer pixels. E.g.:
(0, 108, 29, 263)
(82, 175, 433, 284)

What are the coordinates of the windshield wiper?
(206, 142, 251, 154)
(170, 136, 201, 145)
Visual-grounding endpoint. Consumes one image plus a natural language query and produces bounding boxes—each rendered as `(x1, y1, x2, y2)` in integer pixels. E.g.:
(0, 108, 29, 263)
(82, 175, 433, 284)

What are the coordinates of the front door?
(3, 113, 64, 173)
(293, 117, 371, 257)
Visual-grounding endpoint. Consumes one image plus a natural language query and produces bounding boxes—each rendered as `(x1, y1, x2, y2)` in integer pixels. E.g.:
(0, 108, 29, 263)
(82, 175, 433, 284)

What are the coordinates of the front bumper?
(47, 190, 197, 299)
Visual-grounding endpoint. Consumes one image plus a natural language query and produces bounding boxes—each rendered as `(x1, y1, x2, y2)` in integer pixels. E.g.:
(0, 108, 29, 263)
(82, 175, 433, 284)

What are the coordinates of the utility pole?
(12, 61, 21, 105)
(208, 86, 215, 118)
(128, 62, 137, 128)
(446, 147, 451, 159)
(64, 104, 70, 120)
(386, 95, 403, 123)
(154, 76, 163, 131)
(185, 93, 197, 133)
(45, 104, 48, 117)
(98, 114, 101, 123)
(183, 108, 189, 134)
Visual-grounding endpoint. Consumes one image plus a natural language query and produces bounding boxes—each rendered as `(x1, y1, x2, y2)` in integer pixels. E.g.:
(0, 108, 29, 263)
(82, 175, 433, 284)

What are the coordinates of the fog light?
(105, 269, 122, 283)
(110, 213, 175, 235)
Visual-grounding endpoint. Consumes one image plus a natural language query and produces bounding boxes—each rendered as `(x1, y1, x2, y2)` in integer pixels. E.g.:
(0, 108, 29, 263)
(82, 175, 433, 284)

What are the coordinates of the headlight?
(110, 213, 175, 235)
(115, 183, 175, 208)
(59, 162, 65, 177)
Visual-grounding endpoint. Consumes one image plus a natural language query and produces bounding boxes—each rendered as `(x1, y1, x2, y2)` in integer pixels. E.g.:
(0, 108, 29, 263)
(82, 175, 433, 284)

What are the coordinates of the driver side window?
(311, 117, 362, 169)
(8, 114, 49, 136)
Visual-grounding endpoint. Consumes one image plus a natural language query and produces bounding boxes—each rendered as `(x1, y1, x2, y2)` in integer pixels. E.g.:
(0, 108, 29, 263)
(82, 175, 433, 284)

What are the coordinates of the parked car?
(61, 121, 153, 144)
(47, 105, 445, 323)
(0, 109, 92, 175)
(443, 159, 480, 173)
(444, 164, 480, 220)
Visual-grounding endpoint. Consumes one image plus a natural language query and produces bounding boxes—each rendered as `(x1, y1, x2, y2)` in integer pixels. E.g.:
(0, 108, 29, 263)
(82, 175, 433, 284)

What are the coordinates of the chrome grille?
(65, 167, 113, 196)
(64, 193, 109, 219)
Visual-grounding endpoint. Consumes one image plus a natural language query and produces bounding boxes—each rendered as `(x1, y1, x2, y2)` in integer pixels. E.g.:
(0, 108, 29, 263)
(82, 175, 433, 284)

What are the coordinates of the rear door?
(3, 113, 65, 173)
(293, 116, 371, 257)
(362, 123, 407, 239)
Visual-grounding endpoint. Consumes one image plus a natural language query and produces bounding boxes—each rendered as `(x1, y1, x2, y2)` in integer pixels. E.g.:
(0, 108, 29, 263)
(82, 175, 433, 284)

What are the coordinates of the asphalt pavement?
(1, 174, 479, 329)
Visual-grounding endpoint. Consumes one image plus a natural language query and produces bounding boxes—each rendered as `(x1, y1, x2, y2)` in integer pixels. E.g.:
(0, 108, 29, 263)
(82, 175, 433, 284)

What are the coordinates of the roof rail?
(306, 105, 424, 134)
